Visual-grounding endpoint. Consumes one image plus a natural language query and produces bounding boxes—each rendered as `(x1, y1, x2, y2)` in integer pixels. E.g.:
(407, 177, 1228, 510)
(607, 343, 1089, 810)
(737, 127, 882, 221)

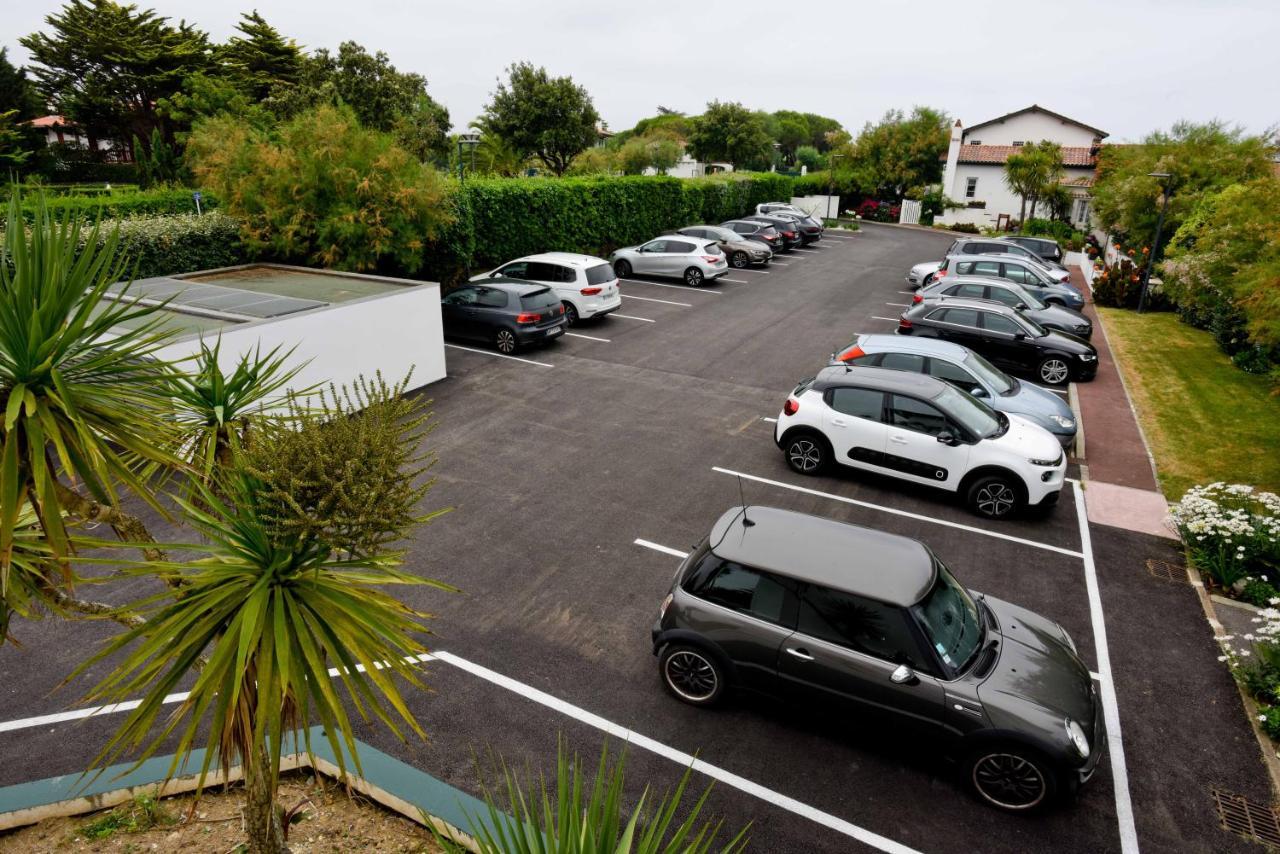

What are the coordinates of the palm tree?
(1004, 142, 1063, 226)
(0, 190, 181, 638)
(73, 470, 454, 854)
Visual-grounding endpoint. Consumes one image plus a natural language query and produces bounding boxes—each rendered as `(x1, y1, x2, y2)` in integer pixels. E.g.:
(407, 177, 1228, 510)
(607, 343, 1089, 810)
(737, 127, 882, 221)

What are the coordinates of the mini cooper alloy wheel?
(971, 752, 1048, 810)
(663, 650, 718, 702)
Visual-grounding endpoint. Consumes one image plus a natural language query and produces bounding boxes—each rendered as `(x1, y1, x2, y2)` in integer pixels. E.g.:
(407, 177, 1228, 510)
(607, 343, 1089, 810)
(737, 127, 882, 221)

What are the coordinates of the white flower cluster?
(1170, 483, 1280, 586)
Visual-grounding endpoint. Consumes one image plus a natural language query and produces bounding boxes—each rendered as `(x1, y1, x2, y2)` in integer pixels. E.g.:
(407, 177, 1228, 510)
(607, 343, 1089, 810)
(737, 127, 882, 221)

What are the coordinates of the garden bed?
(0, 772, 447, 853)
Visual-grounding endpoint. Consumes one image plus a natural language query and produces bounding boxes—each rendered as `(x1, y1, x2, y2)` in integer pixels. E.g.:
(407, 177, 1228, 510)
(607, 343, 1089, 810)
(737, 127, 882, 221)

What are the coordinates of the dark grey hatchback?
(440, 279, 566, 354)
(652, 506, 1104, 812)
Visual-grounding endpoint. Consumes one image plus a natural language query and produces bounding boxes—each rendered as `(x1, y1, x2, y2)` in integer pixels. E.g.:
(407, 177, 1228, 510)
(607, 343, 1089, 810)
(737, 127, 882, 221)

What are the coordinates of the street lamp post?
(457, 130, 482, 184)
(1137, 171, 1172, 314)
(828, 153, 844, 220)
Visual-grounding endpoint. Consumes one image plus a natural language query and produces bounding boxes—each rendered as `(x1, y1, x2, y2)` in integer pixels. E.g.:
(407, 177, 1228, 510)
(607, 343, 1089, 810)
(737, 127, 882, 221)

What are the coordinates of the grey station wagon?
(652, 506, 1105, 811)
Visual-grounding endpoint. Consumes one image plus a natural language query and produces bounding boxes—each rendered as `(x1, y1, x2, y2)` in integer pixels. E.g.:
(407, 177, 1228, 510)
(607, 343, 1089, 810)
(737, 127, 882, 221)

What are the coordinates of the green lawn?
(1099, 307, 1280, 500)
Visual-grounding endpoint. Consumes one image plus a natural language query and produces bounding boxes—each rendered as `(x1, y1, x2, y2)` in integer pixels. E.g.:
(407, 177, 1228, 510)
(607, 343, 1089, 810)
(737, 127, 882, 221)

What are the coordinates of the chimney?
(941, 119, 963, 203)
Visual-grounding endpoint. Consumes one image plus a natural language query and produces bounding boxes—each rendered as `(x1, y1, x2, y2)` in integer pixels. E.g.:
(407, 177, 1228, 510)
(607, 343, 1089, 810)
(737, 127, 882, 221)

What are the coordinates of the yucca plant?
(0, 502, 55, 641)
(165, 338, 310, 488)
(0, 189, 182, 641)
(72, 470, 455, 854)
(446, 741, 750, 854)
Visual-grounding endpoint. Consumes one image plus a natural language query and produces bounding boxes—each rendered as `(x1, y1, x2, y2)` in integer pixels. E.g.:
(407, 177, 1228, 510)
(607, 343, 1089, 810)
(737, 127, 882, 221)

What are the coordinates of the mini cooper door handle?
(785, 647, 814, 661)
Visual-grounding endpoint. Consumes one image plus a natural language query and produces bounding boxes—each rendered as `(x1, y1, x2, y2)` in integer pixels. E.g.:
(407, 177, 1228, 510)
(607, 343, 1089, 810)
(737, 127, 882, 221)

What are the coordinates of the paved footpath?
(1070, 265, 1175, 539)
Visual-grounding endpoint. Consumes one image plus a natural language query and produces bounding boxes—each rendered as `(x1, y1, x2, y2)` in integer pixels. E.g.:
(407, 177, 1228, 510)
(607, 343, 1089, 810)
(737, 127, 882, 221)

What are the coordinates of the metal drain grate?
(1213, 788, 1280, 847)
(1146, 558, 1186, 583)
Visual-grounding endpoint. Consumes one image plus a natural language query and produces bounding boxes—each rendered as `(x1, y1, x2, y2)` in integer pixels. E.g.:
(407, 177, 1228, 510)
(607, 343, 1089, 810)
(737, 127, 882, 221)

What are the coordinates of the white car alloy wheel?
(786, 436, 825, 474)
(975, 482, 1018, 517)
(1039, 357, 1070, 385)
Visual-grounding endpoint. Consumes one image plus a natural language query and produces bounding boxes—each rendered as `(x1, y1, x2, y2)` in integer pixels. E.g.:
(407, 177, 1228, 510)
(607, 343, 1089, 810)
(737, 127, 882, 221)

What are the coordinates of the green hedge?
(3, 187, 218, 225)
(420, 172, 794, 283)
(93, 212, 244, 279)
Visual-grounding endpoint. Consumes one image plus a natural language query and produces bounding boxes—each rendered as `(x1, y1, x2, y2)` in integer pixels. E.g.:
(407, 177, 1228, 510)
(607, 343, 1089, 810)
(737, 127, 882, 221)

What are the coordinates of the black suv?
(652, 506, 1105, 812)
(1003, 235, 1064, 264)
(746, 214, 808, 248)
(898, 298, 1097, 385)
(722, 219, 785, 252)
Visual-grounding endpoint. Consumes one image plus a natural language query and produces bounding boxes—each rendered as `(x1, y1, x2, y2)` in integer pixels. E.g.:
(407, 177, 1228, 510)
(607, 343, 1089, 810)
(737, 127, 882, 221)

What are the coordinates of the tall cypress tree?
(219, 11, 302, 102)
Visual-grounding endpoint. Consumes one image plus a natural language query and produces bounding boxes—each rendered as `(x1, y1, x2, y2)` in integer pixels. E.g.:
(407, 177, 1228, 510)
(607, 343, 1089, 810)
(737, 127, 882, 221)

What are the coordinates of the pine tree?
(219, 11, 302, 102)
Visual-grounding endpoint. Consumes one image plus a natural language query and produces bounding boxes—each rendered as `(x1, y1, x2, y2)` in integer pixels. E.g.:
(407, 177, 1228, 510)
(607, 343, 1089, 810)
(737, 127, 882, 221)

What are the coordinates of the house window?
(968, 139, 981, 145)
(965, 177, 978, 199)
(1012, 140, 1024, 147)
(1076, 199, 1090, 223)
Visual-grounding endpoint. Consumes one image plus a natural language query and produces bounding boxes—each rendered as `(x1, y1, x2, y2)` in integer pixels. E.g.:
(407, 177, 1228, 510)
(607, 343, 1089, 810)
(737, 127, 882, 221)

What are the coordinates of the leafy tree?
(155, 71, 272, 133)
(687, 101, 772, 169)
(21, 0, 211, 154)
(847, 107, 950, 199)
(566, 146, 617, 176)
(802, 113, 844, 152)
(795, 145, 823, 172)
(0, 111, 32, 172)
(484, 62, 600, 176)
(1003, 140, 1063, 224)
(391, 93, 452, 163)
(772, 110, 811, 162)
(1091, 120, 1273, 247)
(460, 121, 534, 177)
(219, 11, 302, 102)
(186, 104, 452, 273)
(623, 112, 691, 144)
(0, 49, 45, 172)
(616, 132, 681, 175)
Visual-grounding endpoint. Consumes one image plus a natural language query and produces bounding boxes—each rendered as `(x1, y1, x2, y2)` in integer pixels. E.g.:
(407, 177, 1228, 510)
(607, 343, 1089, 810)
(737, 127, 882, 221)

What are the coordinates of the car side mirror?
(936, 431, 959, 446)
(1016, 302, 1028, 310)
(1014, 332, 1026, 340)
(890, 664, 916, 684)
(969, 386, 988, 398)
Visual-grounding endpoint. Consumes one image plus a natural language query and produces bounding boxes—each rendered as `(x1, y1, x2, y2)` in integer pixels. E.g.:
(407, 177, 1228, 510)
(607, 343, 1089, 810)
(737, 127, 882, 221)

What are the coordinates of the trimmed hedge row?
(4, 187, 218, 225)
(421, 172, 794, 283)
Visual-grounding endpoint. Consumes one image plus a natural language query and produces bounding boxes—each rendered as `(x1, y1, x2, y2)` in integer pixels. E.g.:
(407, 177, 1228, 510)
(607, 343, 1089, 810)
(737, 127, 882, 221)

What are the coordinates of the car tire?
(731, 251, 748, 269)
(965, 473, 1025, 519)
(1037, 355, 1071, 386)
(562, 301, 579, 326)
(921, 273, 935, 287)
(614, 259, 632, 278)
(783, 431, 829, 476)
(963, 745, 1059, 812)
(659, 644, 726, 707)
(494, 328, 519, 355)
(684, 267, 704, 287)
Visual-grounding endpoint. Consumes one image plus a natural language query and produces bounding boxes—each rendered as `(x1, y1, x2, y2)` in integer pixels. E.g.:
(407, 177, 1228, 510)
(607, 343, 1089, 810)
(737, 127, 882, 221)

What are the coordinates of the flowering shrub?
(1218, 607, 1280, 742)
(855, 200, 901, 223)
(1170, 483, 1280, 589)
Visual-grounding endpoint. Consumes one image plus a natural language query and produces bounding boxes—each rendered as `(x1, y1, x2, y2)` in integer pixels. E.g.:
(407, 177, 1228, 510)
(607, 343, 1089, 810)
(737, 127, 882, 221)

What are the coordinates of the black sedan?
(897, 297, 1097, 385)
(441, 279, 566, 354)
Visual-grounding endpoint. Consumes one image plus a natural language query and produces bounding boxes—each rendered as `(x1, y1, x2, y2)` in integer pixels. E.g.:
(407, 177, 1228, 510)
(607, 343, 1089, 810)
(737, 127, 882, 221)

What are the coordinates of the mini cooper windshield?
(913, 562, 984, 676)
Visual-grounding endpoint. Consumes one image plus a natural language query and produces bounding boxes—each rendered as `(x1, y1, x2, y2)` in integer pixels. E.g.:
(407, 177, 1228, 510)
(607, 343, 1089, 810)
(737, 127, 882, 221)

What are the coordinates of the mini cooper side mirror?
(890, 664, 916, 684)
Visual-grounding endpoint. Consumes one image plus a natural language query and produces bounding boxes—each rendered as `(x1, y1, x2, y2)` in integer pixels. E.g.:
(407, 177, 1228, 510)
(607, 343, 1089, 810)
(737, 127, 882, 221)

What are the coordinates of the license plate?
(546, 326, 563, 337)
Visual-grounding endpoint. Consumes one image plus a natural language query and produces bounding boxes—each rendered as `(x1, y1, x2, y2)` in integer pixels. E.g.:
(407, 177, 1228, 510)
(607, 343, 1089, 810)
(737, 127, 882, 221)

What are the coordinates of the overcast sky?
(4, 0, 1278, 142)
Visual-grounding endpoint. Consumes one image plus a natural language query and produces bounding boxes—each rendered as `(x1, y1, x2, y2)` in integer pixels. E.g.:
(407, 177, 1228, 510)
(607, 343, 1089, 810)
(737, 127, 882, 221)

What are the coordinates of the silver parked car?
(610, 236, 730, 287)
(829, 333, 1078, 447)
(907, 260, 943, 288)
(676, 225, 772, 268)
(937, 255, 1085, 309)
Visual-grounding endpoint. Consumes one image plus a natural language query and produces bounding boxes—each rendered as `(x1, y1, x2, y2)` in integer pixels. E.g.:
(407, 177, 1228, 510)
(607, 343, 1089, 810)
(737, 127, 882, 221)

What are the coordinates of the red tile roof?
(1061, 175, 1095, 188)
(952, 144, 1097, 167)
(30, 115, 72, 128)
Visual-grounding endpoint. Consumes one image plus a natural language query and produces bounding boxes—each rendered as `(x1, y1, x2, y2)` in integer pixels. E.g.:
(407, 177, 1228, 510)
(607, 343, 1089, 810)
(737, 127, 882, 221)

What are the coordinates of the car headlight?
(1029, 456, 1060, 466)
(1065, 718, 1090, 759)
(1050, 414, 1075, 429)
(1078, 354, 1097, 362)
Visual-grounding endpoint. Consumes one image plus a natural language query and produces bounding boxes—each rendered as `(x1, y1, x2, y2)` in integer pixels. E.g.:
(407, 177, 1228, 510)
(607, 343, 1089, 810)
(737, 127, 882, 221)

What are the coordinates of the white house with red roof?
(29, 115, 133, 162)
(935, 105, 1105, 229)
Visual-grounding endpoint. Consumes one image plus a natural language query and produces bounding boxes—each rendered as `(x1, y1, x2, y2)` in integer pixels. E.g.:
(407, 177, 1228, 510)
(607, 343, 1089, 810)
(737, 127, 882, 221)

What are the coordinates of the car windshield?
(962, 352, 1016, 396)
(707, 226, 736, 241)
(519, 288, 559, 311)
(584, 264, 614, 286)
(1020, 314, 1049, 337)
(913, 560, 983, 676)
(934, 383, 1003, 438)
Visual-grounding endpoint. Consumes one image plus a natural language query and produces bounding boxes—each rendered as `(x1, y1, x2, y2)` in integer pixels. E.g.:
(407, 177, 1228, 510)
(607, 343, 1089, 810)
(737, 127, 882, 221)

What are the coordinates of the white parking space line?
(612, 313, 656, 323)
(564, 331, 611, 343)
(433, 650, 925, 854)
(898, 291, 916, 295)
(712, 466, 1085, 558)
(761, 416, 778, 423)
(621, 293, 692, 307)
(823, 233, 856, 240)
(633, 538, 689, 559)
(721, 278, 749, 284)
(885, 302, 910, 307)
(1090, 671, 1102, 681)
(792, 248, 819, 253)
(1029, 383, 1070, 396)
(621, 278, 723, 295)
(445, 344, 554, 368)
(770, 262, 792, 267)
(738, 268, 770, 274)
(1071, 480, 1139, 854)
(870, 316, 900, 322)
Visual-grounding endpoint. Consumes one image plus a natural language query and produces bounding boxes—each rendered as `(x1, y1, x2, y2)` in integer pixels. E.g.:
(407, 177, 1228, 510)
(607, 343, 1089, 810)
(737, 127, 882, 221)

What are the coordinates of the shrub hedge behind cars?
(421, 172, 794, 283)
(4, 187, 217, 224)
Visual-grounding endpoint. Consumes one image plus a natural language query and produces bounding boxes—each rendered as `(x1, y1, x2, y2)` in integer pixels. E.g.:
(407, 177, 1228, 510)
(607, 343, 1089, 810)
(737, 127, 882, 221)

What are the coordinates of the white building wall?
(157, 284, 447, 405)
(940, 165, 1096, 227)
(962, 112, 1099, 147)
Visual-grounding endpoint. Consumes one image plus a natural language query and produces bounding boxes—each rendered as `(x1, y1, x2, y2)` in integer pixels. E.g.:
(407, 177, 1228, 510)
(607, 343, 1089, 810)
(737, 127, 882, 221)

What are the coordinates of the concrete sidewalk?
(1070, 264, 1175, 539)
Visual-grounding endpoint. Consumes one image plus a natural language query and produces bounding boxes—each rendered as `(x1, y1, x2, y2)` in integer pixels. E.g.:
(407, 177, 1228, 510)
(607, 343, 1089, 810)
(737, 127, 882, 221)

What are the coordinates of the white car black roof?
(810, 364, 952, 397)
(708, 505, 937, 606)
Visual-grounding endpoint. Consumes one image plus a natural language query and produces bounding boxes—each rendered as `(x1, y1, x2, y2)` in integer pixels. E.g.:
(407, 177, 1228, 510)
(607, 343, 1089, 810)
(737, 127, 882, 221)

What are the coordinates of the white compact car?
(472, 253, 622, 325)
(774, 365, 1066, 519)
(907, 260, 943, 288)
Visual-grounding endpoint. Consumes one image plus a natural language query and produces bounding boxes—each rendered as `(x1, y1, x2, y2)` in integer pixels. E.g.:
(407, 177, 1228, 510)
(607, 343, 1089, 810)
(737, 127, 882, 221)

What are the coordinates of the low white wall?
(791, 194, 838, 218)
(157, 283, 446, 402)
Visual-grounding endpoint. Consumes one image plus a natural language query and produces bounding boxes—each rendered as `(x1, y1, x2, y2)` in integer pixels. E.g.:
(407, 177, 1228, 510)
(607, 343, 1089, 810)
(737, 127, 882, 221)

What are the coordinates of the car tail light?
(912, 293, 924, 303)
(701, 255, 719, 263)
(515, 312, 541, 324)
(580, 286, 602, 295)
(837, 345, 865, 362)
(783, 230, 796, 238)
(898, 317, 913, 330)
(783, 398, 799, 416)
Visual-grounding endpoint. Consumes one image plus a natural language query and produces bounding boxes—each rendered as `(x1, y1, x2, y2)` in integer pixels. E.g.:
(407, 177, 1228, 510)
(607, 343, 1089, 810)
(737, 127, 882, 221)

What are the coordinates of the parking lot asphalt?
(0, 223, 1269, 853)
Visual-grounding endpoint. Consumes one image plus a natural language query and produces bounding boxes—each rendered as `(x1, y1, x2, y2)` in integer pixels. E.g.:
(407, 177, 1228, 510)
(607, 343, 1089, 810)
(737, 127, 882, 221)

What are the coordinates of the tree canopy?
(483, 62, 600, 176)
(218, 10, 302, 102)
(686, 101, 773, 169)
(845, 107, 950, 200)
(1003, 140, 1063, 224)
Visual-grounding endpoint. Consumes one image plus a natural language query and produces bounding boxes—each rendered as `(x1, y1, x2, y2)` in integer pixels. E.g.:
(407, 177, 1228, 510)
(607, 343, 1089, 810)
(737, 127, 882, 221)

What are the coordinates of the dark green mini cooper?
(651, 505, 1105, 811)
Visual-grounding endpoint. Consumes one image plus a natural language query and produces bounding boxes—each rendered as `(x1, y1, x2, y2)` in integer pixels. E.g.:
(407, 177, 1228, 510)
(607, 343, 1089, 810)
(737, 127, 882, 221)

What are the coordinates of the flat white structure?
(935, 105, 1106, 230)
(643, 156, 733, 178)
(109, 263, 446, 401)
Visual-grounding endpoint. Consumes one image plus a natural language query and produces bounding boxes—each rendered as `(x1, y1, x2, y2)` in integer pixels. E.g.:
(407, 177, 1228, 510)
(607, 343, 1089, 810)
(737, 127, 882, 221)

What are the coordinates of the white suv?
(774, 365, 1066, 519)
(473, 253, 622, 325)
